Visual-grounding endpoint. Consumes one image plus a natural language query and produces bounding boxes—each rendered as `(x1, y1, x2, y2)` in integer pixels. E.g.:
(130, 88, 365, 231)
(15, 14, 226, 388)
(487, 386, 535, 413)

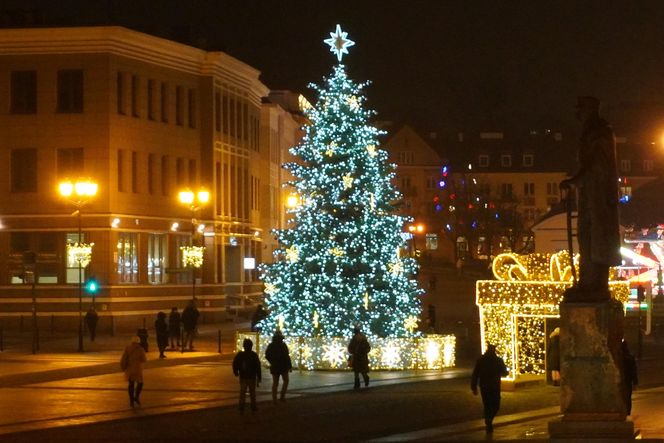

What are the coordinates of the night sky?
(5, 0, 664, 138)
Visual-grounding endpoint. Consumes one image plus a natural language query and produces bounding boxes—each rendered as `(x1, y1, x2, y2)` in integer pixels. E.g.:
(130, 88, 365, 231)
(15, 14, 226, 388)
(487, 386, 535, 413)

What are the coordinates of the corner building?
(0, 27, 300, 330)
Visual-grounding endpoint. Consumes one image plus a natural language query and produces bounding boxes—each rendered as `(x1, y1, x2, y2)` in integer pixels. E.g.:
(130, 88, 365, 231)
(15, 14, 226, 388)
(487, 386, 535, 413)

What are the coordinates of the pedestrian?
(120, 335, 147, 408)
(181, 300, 200, 351)
(347, 326, 371, 389)
(471, 344, 509, 433)
(547, 327, 561, 386)
(232, 338, 262, 414)
(168, 307, 181, 350)
(155, 311, 169, 359)
(265, 330, 292, 403)
(456, 257, 464, 276)
(251, 304, 267, 332)
(622, 340, 638, 416)
(85, 306, 99, 342)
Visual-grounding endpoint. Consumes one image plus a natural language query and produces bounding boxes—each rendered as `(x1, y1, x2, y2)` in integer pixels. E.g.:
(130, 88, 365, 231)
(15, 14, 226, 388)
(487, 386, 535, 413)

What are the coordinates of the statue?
(560, 96, 621, 302)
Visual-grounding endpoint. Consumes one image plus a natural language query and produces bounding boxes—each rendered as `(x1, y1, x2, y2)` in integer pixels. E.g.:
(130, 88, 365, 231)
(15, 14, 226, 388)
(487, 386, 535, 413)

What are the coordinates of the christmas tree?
(259, 25, 422, 338)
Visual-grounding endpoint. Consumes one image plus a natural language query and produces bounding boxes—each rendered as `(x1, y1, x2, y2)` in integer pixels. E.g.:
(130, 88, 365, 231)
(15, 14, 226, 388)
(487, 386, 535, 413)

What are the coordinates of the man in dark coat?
(85, 306, 98, 342)
(471, 344, 509, 433)
(168, 307, 181, 349)
(561, 96, 621, 301)
(154, 311, 169, 359)
(232, 338, 262, 414)
(348, 326, 371, 389)
(265, 330, 292, 403)
(181, 300, 200, 351)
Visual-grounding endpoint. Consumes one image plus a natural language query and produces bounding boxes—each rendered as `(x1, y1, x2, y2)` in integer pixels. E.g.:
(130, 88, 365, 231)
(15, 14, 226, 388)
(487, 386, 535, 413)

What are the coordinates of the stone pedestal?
(548, 299, 638, 440)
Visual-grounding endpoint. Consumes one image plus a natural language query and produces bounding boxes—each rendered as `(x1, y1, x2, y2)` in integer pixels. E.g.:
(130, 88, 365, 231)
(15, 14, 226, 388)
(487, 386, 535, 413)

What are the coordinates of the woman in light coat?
(120, 335, 147, 407)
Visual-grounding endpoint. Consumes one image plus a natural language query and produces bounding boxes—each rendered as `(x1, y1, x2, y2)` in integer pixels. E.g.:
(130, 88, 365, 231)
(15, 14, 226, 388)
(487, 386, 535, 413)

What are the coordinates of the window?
(478, 154, 489, 167)
(620, 159, 631, 172)
(131, 75, 139, 117)
(148, 234, 167, 284)
(175, 86, 184, 126)
(11, 149, 37, 192)
(57, 69, 83, 113)
(188, 159, 197, 185)
(425, 233, 438, 250)
(215, 92, 221, 132)
(117, 149, 125, 192)
(644, 159, 654, 172)
(147, 79, 156, 120)
(397, 151, 414, 165)
(500, 183, 513, 198)
(500, 154, 512, 167)
(160, 82, 168, 122)
(131, 151, 138, 193)
(187, 89, 196, 128)
(620, 185, 632, 203)
(400, 176, 411, 189)
(161, 155, 169, 196)
(523, 182, 535, 195)
(148, 153, 155, 195)
(65, 232, 86, 283)
(116, 72, 125, 115)
(117, 232, 139, 283)
(11, 71, 37, 114)
(426, 176, 437, 190)
(57, 148, 84, 178)
(523, 153, 534, 167)
(546, 182, 559, 195)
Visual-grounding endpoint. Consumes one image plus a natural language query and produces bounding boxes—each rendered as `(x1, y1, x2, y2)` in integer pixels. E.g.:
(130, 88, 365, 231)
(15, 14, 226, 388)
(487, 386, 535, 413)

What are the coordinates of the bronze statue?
(560, 96, 621, 301)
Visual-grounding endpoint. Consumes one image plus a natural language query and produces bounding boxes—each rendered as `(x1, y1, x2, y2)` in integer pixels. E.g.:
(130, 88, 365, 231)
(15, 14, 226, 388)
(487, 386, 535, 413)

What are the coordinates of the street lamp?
(408, 223, 425, 257)
(178, 189, 209, 300)
(58, 179, 98, 352)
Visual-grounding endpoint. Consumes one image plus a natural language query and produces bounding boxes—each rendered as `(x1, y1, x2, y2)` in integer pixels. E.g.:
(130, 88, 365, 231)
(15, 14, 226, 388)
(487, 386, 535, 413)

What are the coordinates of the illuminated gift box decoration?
(235, 332, 455, 371)
(477, 251, 629, 380)
(67, 242, 94, 268)
(180, 246, 205, 268)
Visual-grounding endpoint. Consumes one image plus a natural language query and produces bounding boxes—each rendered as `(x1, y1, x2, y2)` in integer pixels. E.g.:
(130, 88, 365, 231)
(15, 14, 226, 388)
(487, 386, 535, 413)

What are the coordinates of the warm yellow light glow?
(58, 182, 74, 197)
(178, 190, 194, 205)
(286, 193, 300, 208)
(264, 283, 277, 295)
(285, 246, 300, 263)
(416, 224, 425, 233)
(197, 190, 210, 204)
(59, 180, 98, 198)
(67, 242, 94, 268)
(408, 225, 416, 233)
(180, 245, 205, 268)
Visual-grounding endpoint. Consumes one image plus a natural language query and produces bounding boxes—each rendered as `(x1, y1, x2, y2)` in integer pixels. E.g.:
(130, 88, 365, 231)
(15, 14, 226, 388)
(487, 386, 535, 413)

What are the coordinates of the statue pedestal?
(548, 299, 638, 441)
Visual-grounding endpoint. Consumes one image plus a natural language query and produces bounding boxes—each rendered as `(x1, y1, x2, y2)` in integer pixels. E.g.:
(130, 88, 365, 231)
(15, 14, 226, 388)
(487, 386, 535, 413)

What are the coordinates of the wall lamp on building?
(178, 188, 209, 300)
(58, 178, 98, 353)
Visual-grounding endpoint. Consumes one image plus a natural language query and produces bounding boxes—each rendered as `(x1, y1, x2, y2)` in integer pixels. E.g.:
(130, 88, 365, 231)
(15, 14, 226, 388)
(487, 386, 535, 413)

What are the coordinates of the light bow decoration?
(67, 242, 94, 268)
(477, 251, 629, 381)
(180, 246, 205, 268)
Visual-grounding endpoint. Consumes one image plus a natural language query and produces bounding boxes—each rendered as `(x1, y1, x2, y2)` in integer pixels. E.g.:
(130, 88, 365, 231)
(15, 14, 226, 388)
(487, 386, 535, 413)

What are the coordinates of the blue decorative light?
(439, 180, 446, 188)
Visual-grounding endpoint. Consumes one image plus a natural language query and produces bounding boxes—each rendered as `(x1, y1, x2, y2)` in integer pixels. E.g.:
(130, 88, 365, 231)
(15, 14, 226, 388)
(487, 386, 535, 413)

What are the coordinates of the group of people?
(154, 301, 200, 358)
(231, 326, 372, 414)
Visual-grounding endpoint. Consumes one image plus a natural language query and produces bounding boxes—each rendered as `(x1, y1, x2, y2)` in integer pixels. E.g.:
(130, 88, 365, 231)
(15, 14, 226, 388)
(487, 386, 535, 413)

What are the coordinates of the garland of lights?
(477, 252, 629, 380)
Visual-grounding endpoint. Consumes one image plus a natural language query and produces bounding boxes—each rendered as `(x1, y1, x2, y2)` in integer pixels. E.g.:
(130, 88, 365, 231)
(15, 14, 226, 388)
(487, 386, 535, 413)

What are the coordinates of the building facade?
(0, 27, 302, 330)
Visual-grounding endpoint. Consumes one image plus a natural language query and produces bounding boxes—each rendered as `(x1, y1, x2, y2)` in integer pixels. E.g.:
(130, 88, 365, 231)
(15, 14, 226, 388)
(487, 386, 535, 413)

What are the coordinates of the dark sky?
(5, 0, 664, 137)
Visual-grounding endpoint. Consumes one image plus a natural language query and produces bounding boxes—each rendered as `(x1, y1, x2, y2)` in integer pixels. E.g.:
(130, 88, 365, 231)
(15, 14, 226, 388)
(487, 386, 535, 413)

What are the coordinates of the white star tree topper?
(324, 24, 355, 62)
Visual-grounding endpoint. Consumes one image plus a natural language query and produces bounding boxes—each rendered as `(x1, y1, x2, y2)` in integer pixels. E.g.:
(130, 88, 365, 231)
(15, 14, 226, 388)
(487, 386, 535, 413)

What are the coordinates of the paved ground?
(0, 321, 663, 442)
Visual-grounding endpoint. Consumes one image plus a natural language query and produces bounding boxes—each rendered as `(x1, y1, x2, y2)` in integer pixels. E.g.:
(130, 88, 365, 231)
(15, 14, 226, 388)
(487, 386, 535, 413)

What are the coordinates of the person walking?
(155, 311, 169, 359)
(232, 338, 262, 414)
(622, 340, 638, 416)
(168, 307, 181, 350)
(120, 335, 147, 407)
(547, 327, 561, 386)
(347, 326, 371, 389)
(265, 330, 292, 403)
(85, 306, 98, 342)
(181, 300, 200, 351)
(471, 344, 509, 433)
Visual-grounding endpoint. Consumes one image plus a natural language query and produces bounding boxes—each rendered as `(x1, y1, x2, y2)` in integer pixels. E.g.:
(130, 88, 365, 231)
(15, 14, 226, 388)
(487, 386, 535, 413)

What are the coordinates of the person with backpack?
(265, 330, 292, 403)
(232, 338, 262, 414)
(347, 326, 371, 390)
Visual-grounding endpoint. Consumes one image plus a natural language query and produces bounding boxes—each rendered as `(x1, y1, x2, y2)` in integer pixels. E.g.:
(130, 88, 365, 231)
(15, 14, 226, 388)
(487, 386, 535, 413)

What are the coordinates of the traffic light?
(85, 277, 99, 295)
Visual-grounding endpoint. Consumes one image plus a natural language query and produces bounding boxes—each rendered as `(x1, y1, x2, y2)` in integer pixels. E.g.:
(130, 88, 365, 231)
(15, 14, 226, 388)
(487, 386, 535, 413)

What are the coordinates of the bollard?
(218, 329, 222, 354)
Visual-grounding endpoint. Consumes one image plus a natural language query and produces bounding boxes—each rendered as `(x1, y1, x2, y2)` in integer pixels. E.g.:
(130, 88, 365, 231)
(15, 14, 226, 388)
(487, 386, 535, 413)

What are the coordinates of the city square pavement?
(0, 322, 663, 441)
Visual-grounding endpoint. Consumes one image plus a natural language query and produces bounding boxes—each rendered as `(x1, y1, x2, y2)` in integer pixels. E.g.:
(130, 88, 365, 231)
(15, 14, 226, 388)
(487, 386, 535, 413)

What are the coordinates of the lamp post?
(58, 179, 98, 352)
(408, 223, 425, 257)
(178, 189, 209, 300)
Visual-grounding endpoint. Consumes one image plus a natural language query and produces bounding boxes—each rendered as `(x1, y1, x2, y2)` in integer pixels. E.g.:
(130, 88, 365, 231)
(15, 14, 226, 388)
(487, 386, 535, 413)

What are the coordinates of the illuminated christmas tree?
(259, 25, 422, 338)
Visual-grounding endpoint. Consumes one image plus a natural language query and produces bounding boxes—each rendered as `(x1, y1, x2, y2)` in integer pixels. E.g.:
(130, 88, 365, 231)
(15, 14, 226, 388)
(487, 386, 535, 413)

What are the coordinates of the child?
(232, 338, 262, 414)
